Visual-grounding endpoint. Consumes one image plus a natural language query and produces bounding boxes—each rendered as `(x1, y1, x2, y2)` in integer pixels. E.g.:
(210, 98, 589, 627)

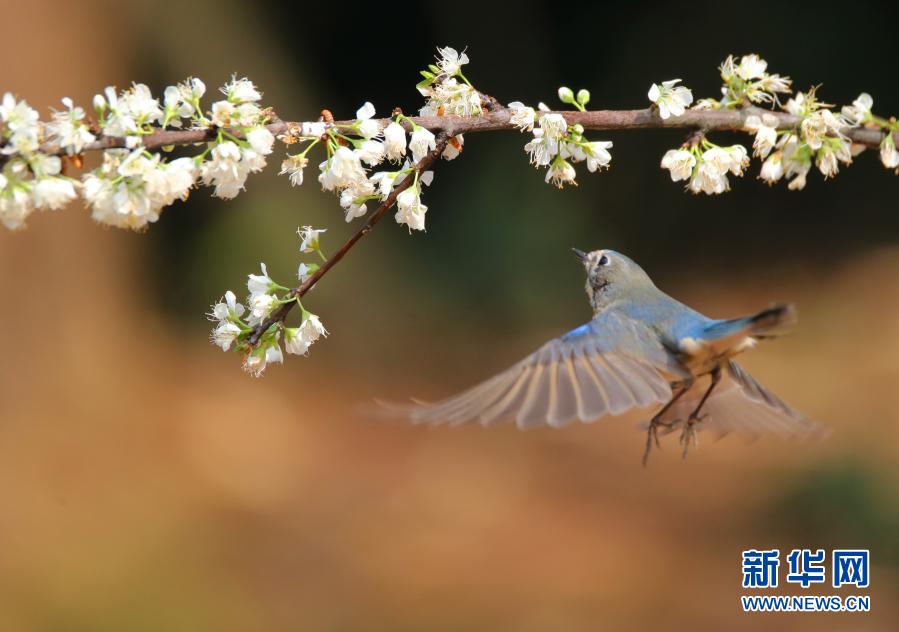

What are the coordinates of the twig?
(35, 105, 897, 158)
(246, 132, 451, 345)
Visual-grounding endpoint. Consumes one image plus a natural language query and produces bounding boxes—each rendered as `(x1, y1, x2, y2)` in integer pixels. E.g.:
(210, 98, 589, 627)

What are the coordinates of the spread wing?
(382, 311, 689, 429)
(660, 360, 820, 439)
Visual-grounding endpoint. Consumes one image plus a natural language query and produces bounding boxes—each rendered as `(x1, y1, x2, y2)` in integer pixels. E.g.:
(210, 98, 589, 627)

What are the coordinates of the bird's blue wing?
(385, 310, 689, 428)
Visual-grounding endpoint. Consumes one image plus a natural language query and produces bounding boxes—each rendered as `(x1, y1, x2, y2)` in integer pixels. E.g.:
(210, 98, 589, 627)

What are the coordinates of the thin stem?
(246, 132, 451, 346)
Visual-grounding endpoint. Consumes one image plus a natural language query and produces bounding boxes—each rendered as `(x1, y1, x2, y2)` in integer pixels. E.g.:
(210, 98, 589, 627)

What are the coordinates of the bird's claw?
(679, 414, 706, 459)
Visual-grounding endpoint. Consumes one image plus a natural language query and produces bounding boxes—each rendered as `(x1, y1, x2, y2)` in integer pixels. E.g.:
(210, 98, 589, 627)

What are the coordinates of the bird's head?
(572, 248, 655, 313)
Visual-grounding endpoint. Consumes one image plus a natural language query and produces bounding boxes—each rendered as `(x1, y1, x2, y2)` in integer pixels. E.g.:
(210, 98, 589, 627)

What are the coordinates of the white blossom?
(688, 161, 729, 195)
(422, 78, 482, 117)
(246, 126, 275, 155)
(212, 290, 246, 320)
(409, 126, 436, 163)
(648, 79, 693, 119)
(84, 149, 196, 229)
(212, 321, 242, 351)
(545, 158, 577, 188)
(395, 185, 427, 231)
(759, 152, 785, 184)
(719, 54, 792, 105)
(100, 83, 163, 141)
(243, 342, 283, 377)
(539, 113, 568, 140)
(33, 177, 77, 210)
(524, 128, 556, 167)
(744, 113, 779, 158)
(284, 328, 310, 355)
(356, 139, 385, 166)
(436, 46, 469, 77)
(249, 293, 277, 321)
(247, 262, 274, 297)
(339, 180, 374, 222)
(660, 149, 696, 181)
(0, 93, 41, 156)
(508, 101, 536, 132)
(199, 140, 256, 199)
(223, 77, 261, 103)
(318, 146, 367, 191)
(735, 54, 767, 80)
(297, 263, 314, 283)
(881, 136, 899, 168)
(298, 225, 327, 253)
(584, 141, 613, 172)
(841, 93, 873, 127)
(210, 100, 235, 127)
(301, 313, 327, 342)
(370, 170, 400, 197)
(355, 102, 381, 139)
(0, 170, 33, 230)
(817, 148, 839, 178)
(383, 122, 407, 162)
(46, 97, 96, 154)
(280, 154, 308, 186)
(787, 167, 810, 191)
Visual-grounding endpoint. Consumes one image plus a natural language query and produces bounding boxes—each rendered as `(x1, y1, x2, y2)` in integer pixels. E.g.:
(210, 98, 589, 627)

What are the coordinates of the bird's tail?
(743, 303, 797, 339)
(702, 304, 797, 342)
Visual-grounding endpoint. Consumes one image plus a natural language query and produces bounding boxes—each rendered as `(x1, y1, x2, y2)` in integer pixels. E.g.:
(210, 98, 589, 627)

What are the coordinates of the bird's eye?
(598, 255, 609, 266)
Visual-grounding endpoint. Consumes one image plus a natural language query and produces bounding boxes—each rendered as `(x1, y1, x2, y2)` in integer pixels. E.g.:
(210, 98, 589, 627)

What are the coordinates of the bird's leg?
(680, 366, 722, 459)
(643, 377, 694, 467)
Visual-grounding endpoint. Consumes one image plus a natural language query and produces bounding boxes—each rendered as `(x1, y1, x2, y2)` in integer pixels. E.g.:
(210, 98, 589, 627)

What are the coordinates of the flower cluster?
(276, 46, 482, 232)
(0, 94, 80, 228)
(209, 228, 329, 377)
(695, 54, 792, 109)
(755, 88, 852, 188)
(512, 88, 612, 188)
(0, 76, 274, 230)
(417, 47, 482, 118)
(841, 93, 899, 171)
(278, 103, 440, 231)
(661, 140, 749, 194)
(658, 53, 897, 194)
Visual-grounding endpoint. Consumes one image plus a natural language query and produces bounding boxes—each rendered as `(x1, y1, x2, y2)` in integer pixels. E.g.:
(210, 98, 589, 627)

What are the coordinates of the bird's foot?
(642, 418, 673, 467)
(679, 413, 706, 459)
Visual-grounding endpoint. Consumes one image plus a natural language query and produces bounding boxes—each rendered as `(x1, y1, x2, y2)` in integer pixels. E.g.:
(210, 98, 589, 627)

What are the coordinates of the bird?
(384, 248, 820, 464)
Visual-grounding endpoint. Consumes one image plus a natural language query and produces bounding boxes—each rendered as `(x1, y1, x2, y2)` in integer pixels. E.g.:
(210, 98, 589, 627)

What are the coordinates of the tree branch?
(39, 105, 896, 158)
(246, 132, 451, 346)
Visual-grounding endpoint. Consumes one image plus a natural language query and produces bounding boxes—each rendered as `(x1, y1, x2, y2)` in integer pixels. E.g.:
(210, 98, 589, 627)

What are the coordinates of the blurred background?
(2, 0, 898, 629)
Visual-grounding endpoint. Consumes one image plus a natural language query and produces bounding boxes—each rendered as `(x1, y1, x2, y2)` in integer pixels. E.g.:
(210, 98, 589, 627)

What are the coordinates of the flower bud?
(557, 86, 574, 104)
(576, 89, 590, 105)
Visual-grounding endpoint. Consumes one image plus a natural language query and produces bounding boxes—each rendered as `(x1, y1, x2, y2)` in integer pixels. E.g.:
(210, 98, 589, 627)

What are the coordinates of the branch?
(37, 106, 896, 158)
(246, 132, 451, 346)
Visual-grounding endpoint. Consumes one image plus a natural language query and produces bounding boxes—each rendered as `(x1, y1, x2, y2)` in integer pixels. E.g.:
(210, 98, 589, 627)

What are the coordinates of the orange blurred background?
(1, 1, 897, 629)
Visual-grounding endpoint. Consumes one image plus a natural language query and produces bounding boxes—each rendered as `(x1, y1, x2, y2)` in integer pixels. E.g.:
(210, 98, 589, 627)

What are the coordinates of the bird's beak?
(572, 248, 588, 262)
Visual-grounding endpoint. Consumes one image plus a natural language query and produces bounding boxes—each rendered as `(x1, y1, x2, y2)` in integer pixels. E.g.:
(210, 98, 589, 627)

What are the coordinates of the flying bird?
(386, 249, 819, 464)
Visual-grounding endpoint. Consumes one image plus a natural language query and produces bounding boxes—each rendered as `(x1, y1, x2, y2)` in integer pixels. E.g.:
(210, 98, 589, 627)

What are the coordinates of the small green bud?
(576, 89, 590, 106)
(557, 86, 575, 104)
